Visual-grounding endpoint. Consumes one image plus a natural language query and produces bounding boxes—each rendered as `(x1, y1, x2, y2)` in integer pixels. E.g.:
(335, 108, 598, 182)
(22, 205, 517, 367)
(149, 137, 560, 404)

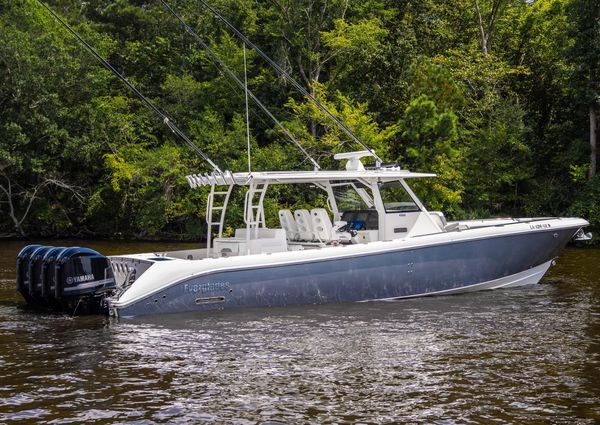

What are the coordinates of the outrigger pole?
(159, 0, 321, 171)
(192, 0, 385, 168)
(36, 0, 222, 173)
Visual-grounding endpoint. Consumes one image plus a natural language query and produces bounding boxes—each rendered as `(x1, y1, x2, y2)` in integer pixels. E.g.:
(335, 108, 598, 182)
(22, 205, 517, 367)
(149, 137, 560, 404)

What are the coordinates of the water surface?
(0, 240, 599, 423)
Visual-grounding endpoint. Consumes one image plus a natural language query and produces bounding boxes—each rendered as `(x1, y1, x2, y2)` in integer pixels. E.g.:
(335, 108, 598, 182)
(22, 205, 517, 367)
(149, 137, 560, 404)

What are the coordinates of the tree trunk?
(590, 103, 597, 179)
(474, 0, 505, 55)
(474, 0, 488, 54)
(0, 177, 26, 237)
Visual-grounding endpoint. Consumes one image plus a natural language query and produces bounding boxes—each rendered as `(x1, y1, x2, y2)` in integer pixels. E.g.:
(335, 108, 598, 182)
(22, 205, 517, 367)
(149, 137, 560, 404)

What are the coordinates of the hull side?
(382, 259, 553, 300)
(114, 228, 575, 316)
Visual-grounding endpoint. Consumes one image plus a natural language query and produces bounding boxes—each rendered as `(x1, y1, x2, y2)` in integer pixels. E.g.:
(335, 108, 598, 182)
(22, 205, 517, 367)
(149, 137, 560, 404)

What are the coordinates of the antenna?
(194, 0, 384, 168)
(243, 44, 251, 174)
(36, 0, 221, 172)
(160, 0, 321, 170)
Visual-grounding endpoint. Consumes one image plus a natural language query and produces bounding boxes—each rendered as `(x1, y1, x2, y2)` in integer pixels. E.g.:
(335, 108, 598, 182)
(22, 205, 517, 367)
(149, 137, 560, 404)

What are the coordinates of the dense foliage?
(0, 0, 598, 240)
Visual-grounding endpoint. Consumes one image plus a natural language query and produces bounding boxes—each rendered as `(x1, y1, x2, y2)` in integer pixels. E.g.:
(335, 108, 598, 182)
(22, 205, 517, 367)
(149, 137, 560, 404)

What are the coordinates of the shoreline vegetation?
(1, 0, 599, 241)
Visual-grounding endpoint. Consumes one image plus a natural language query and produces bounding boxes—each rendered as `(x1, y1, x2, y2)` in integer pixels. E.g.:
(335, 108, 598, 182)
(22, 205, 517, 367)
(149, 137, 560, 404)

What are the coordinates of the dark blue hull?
(114, 228, 577, 317)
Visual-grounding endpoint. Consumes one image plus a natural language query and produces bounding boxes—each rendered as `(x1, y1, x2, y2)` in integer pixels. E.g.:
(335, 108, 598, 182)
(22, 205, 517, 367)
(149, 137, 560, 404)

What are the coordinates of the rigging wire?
(160, 0, 321, 170)
(243, 44, 251, 174)
(214, 68, 293, 156)
(194, 0, 384, 167)
(36, 0, 222, 172)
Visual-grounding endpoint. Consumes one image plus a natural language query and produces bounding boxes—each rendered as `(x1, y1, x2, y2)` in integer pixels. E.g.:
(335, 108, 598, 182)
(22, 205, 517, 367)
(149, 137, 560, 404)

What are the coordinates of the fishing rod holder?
(186, 170, 236, 188)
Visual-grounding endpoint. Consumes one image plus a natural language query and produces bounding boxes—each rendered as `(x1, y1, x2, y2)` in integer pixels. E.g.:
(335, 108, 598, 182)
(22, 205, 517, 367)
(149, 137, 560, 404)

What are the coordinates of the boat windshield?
(331, 181, 375, 211)
(379, 181, 420, 213)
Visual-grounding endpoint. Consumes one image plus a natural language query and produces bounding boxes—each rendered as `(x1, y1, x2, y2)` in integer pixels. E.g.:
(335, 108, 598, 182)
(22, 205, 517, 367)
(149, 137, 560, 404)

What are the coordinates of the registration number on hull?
(530, 223, 551, 230)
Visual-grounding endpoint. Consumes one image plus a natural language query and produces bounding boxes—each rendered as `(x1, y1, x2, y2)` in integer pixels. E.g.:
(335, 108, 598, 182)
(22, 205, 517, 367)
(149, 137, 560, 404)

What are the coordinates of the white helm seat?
(294, 209, 315, 241)
(278, 209, 299, 241)
(311, 208, 333, 242)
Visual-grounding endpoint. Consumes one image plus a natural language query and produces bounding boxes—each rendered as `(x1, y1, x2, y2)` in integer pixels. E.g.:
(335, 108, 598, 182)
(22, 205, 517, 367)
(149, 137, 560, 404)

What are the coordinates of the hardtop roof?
(186, 169, 436, 188)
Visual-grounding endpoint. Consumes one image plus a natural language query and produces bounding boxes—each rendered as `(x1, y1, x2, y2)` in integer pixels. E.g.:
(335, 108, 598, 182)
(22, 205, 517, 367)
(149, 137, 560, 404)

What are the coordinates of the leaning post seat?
(311, 208, 333, 242)
(294, 209, 315, 241)
(278, 209, 299, 241)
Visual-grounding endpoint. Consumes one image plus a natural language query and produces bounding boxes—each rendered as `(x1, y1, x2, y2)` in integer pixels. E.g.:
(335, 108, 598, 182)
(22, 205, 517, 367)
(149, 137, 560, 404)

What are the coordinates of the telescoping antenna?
(36, 0, 222, 173)
(160, 0, 320, 171)
(194, 0, 384, 168)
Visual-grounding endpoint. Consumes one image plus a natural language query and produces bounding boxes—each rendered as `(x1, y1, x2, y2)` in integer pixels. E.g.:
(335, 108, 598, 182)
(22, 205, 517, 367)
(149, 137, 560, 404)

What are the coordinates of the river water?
(0, 240, 598, 424)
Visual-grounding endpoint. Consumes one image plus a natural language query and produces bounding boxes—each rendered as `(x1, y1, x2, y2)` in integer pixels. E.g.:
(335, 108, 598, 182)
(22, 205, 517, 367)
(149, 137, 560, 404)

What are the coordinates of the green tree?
(284, 81, 398, 168)
(397, 95, 464, 213)
(568, 0, 600, 179)
(0, 0, 114, 236)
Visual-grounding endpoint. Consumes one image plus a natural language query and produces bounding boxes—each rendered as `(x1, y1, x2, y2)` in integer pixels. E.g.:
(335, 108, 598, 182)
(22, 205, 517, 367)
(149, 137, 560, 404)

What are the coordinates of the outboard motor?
(16, 244, 116, 314)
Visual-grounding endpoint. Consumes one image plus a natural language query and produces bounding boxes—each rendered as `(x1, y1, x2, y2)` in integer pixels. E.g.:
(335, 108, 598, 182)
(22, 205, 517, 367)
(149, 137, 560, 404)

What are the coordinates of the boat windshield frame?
(378, 180, 421, 213)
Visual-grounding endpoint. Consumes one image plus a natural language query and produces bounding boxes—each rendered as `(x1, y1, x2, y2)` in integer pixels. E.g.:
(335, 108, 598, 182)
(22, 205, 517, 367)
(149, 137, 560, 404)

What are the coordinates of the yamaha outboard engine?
(16, 244, 116, 314)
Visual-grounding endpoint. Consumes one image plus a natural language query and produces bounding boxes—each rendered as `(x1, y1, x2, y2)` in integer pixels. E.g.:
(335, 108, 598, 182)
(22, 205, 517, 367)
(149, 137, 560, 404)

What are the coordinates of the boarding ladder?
(206, 183, 234, 257)
(243, 182, 268, 253)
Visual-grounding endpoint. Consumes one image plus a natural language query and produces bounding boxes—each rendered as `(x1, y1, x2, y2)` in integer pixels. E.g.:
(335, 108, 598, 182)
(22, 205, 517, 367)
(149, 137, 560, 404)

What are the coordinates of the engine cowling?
(16, 244, 116, 314)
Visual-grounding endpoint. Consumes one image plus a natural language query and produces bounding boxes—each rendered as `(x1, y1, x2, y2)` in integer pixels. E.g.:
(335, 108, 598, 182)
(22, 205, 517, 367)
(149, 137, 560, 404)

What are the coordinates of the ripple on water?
(0, 247, 599, 423)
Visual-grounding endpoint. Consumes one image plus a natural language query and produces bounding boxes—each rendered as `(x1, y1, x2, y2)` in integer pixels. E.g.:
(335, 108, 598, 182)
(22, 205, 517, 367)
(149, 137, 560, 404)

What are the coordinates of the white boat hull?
(107, 218, 587, 317)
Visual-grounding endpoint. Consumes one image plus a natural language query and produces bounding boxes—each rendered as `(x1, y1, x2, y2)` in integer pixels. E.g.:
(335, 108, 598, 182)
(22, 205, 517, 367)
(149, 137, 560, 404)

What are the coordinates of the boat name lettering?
(530, 223, 552, 230)
(66, 274, 95, 285)
(184, 281, 230, 294)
